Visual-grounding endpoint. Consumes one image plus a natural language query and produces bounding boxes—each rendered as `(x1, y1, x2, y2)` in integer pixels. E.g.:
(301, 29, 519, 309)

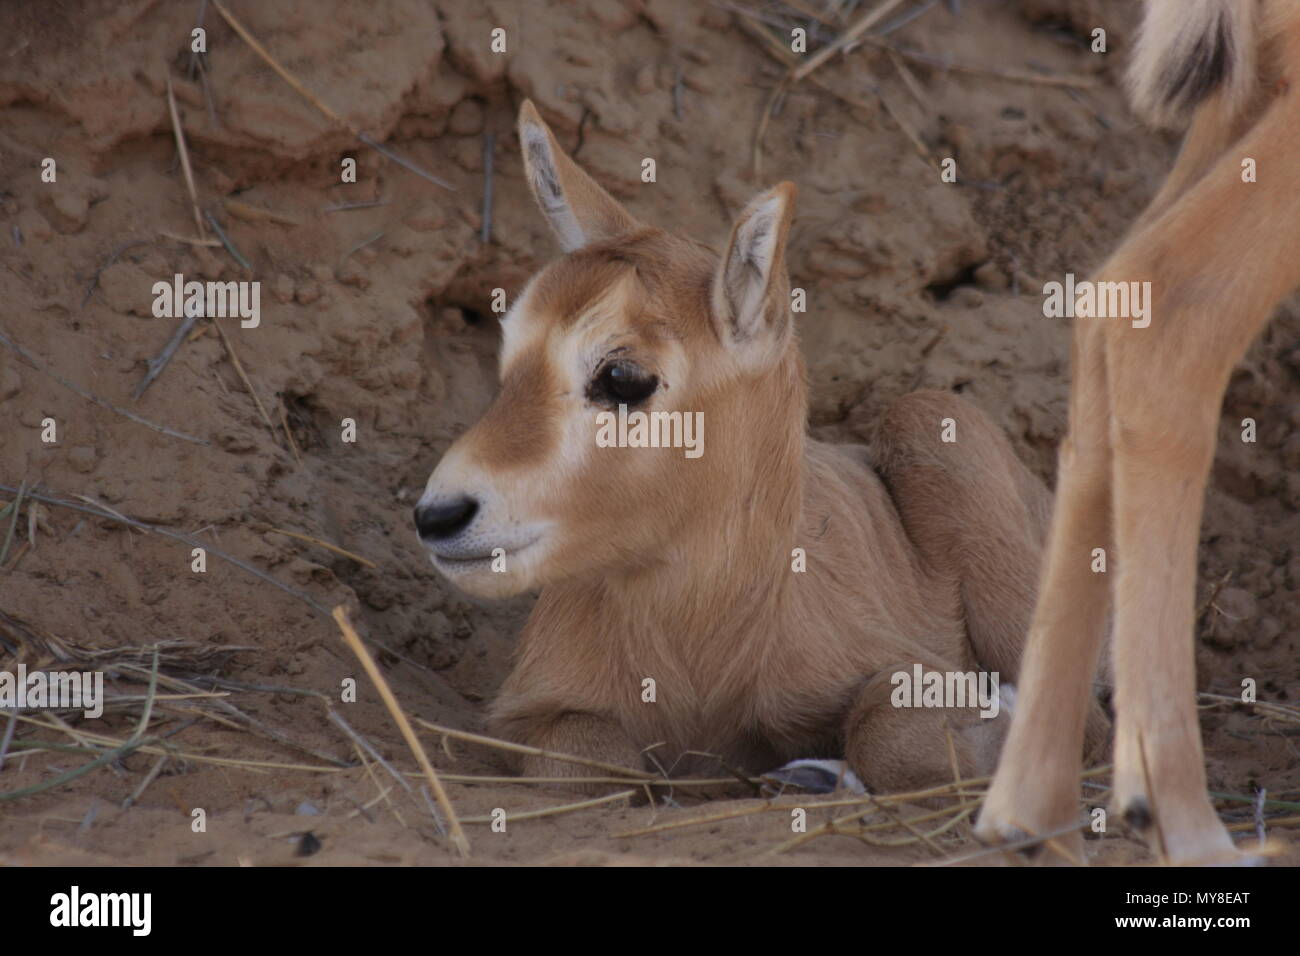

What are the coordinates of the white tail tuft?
(1127, 0, 1257, 129)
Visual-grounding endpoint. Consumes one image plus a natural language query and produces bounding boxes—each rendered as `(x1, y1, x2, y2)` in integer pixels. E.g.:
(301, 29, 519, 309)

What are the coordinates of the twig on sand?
(328, 709, 414, 795)
(322, 199, 388, 213)
(132, 299, 203, 399)
(159, 231, 221, 247)
(116, 663, 352, 768)
(0, 484, 330, 615)
(736, 10, 798, 67)
(338, 231, 384, 270)
(332, 606, 470, 857)
(347, 741, 407, 827)
(278, 403, 304, 466)
(8, 709, 335, 776)
(223, 197, 301, 227)
(1229, 814, 1300, 833)
(210, 0, 345, 125)
(752, 77, 790, 178)
(736, 0, 1091, 177)
(204, 211, 251, 271)
(81, 240, 153, 308)
(871, 81, 937, 169)
(210, 0, 455, 190)
(738, 11, 873, 170)
(266, 527, 376, 568)
(887, 47, 929, 105)
(210, 316, 275, 432)
(0, 480, 26, 568)
(1199, 692, 1300, 726)
(0, 710, 17, 772)
(0, 735, 161, 804)
(459, 790, 636, 825)
(0, 326, 209, 445)
(481, 132, 495, 244)
(736, 4, 936, 172)
(617, 800, 777, 838)
(0, 647, 161, 803)
(617, 792, 955, 839)
(122, 754, 169, 809)
(197, 54, 219, 129)
(357, 133, 455, 191)
(165, 75, 206, 240)
(415, 718, 658, 782)
(766, 798, 975, 856)
(1196, 569, 1233, 621)
(442, 774, 741, 787)
(923, 819, 1087, 866)
(865, 793, 948, 854)
(791, 0, 908, 82)
(858, 37, 1098, 88)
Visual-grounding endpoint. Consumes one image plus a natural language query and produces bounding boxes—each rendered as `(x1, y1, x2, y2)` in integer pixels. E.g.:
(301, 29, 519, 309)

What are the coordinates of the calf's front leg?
(490, 709, 647, 795)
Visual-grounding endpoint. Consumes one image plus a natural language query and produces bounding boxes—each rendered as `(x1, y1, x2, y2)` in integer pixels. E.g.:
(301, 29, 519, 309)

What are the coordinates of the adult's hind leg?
(973, 320, 1114, 864)
(980, 8, 1300, 864)
(1101, 96, 1300, 864)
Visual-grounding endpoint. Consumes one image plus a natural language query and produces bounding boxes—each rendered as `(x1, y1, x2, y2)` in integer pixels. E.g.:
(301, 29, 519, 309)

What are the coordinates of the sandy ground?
(1, 0, 1297, 867)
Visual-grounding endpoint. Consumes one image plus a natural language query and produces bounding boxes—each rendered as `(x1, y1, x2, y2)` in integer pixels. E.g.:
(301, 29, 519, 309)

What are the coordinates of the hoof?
(760, 759, 866, 796)
(973, 812, 1085, 865)
(1121, 797, 1153, 833)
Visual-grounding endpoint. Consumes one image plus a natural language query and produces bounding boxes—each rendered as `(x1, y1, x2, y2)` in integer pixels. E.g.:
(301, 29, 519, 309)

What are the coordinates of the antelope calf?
(978, 0, 1300, 865)
(416, 100, 1091, 795)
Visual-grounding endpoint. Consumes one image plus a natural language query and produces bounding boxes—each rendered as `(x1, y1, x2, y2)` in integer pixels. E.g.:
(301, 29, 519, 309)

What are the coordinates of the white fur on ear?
(520, 121, 586, 252)
(713, 184, 795, 352)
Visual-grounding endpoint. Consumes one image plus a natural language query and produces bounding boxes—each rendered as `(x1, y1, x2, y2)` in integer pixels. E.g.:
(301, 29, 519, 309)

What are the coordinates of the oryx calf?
(416, 100, 1098, 794)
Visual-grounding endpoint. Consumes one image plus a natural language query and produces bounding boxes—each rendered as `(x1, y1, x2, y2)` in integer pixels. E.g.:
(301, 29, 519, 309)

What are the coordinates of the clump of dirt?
(1, 0, 1296, 866)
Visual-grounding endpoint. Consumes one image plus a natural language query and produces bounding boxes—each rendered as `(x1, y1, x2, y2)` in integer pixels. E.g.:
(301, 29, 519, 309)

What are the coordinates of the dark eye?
(590, 360, 658, 406)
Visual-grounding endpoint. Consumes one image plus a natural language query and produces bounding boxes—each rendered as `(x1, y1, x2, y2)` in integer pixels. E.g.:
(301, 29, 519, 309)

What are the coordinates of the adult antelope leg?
(1104, 98, 1300, 863)
(973, 317, 1113, 864)
(973, 90, 1246, 862)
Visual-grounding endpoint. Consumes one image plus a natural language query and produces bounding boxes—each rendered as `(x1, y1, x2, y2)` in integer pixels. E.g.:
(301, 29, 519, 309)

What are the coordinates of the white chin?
(430, 554, 533, 599)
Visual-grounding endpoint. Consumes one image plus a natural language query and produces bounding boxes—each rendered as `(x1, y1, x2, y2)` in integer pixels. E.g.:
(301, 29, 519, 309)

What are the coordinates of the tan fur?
(978, 0, 1300, 865)
(419, 100, 1076, 795)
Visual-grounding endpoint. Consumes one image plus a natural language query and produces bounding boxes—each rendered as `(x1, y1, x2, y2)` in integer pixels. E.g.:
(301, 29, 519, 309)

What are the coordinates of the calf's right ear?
(711, 181, 797, 365)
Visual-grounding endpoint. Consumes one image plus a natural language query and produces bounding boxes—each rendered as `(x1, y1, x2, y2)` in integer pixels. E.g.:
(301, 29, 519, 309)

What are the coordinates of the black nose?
(414, 497, 478, 540)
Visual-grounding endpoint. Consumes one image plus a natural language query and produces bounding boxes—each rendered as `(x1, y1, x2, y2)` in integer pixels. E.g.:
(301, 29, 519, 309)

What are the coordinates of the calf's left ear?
(518, 99, 641, 252)
(711, 182, 797, 363)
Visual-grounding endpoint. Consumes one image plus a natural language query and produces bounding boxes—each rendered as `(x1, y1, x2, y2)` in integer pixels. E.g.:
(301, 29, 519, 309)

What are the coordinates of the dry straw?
(164, 75, 206, 240)
(210, 0, 455, 190)
(733, 0, 1096, 175)
(331, 605, 470, 857)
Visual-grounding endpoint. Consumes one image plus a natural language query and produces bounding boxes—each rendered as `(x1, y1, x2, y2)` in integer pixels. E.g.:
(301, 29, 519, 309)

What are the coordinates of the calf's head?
(416, 100, 800, 598)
